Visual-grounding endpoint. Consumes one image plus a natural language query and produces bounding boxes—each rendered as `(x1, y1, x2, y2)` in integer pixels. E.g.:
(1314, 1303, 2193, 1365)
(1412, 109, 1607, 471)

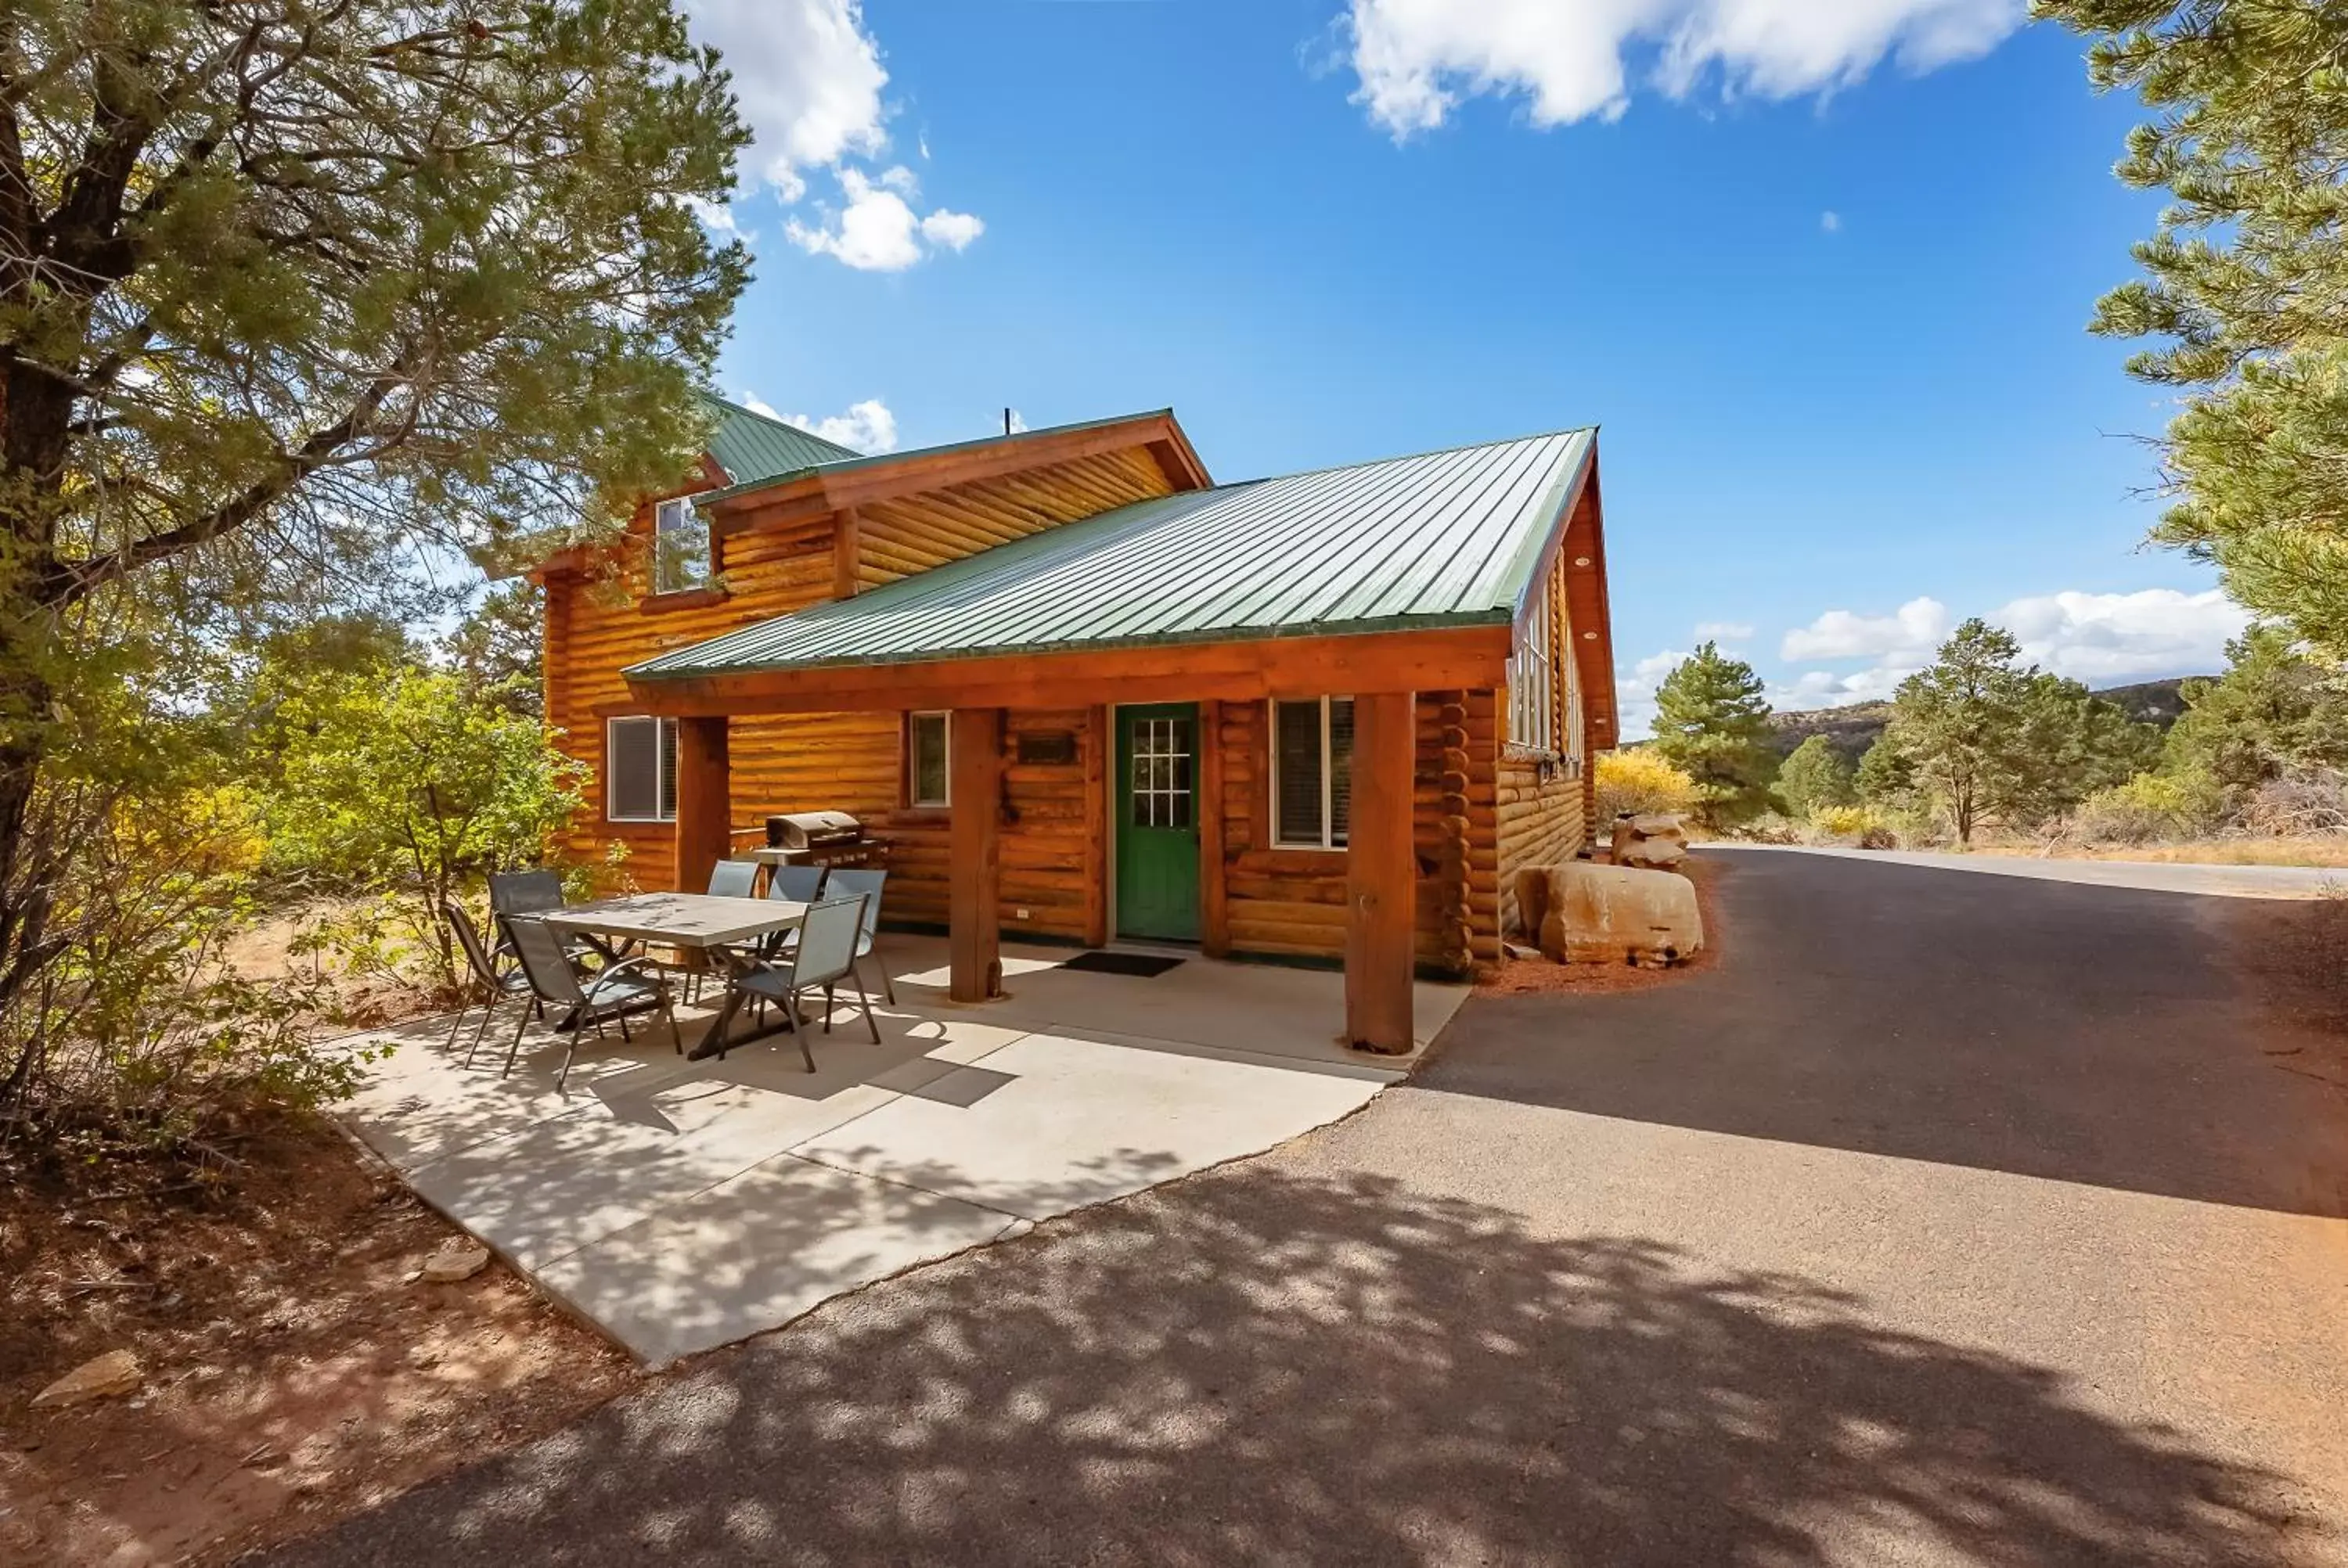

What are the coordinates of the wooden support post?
(1082, 704, 1109, 948)
(949, 707, 1004, 1002)
(673, 715, 730, 894)
(1345, 691, 1417, 1053)
(1197, 699, 1230, 958)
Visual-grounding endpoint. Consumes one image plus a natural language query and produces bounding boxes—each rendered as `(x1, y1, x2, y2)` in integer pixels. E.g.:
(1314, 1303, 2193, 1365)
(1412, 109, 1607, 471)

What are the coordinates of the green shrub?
(2069, 771, 2227, 844)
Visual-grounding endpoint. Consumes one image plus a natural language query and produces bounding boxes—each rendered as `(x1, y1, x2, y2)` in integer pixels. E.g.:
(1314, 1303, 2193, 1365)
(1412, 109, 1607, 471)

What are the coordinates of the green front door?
(1115, 703, 1201, 941)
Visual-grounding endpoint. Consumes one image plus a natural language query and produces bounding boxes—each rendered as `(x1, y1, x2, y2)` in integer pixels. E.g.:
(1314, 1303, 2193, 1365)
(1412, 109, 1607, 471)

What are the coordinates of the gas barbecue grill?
(754, 811, 888, 870)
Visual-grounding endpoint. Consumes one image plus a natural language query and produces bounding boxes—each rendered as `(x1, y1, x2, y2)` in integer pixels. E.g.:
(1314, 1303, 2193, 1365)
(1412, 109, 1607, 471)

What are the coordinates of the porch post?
(672, 715, 730, 894)
(949, 707, 1004, 1002)
(1345, 690, 1416, 1053)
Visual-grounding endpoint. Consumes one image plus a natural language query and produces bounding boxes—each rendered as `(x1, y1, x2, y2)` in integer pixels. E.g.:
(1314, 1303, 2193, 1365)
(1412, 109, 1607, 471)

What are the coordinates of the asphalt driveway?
(261, 847, 2348, 1566)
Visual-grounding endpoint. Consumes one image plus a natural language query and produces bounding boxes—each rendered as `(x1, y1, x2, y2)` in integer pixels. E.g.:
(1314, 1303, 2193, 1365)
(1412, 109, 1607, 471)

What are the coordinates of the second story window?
(650, 496, 710, 595)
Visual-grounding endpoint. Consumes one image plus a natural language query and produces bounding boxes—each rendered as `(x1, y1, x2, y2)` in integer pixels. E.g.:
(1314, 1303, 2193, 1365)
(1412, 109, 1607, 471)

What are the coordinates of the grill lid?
(768, 810, 863, 849)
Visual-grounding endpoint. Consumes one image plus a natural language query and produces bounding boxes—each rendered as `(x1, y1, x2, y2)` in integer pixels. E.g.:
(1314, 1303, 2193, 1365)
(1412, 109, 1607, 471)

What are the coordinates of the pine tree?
(2036, 0, 2348, 649)
(1649, 642, 1779, 826)
(1778, 735, 1856, 817)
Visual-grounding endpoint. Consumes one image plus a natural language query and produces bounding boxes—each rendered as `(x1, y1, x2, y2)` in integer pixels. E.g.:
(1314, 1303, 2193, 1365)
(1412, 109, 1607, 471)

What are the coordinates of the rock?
(32, 1350, 142, 1409)
(1523, 862, 1703, 968)
(418, 1240, 491, 1283)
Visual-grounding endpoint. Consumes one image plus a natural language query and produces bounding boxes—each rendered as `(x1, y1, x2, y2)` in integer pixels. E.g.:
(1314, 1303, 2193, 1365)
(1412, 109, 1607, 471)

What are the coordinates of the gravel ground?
(256, 847, 2348, 1567)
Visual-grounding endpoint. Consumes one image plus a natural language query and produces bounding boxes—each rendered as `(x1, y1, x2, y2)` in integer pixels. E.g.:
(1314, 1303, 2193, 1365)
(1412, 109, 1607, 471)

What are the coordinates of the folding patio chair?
(441, 898, 538, 1063)
(502, 915, 679, 1089)
(717, 894, 880, 1071)
(821, 868, 895, 1005)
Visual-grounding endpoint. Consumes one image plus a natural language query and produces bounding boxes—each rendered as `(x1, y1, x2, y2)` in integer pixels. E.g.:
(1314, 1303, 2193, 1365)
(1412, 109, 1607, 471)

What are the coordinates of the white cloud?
(737, 390, 782, 420)
(683, 0, 888, 200)
(1694, 620, 1754, 642)
(1344, 0, 2026, 136)
(786, 167, 985, 272)
(1616, 648, 1689, 741)
(1781, 596, 1951, 663)
(783, 397, 899, 455)
(1767, 586, 2245, 715)
(1996, 588, 2247, 685)
(1820, 210, 1842, 234)
(1005, 409, 1030, 435)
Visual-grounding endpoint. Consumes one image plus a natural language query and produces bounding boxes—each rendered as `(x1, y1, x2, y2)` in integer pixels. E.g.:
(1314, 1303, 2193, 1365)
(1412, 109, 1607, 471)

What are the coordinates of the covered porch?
(641, 622, 1515, 1056)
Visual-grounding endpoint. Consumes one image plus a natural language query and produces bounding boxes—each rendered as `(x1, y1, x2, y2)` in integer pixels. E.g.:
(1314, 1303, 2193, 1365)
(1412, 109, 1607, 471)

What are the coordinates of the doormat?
(1060, 951, 1187, 978)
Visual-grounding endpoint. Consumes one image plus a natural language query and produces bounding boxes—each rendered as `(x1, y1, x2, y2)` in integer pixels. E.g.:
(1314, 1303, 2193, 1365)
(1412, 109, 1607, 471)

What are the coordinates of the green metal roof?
(698, 393, 863, 485)
(629, 427, 1594, 681)
(689, 408, 1185, 509)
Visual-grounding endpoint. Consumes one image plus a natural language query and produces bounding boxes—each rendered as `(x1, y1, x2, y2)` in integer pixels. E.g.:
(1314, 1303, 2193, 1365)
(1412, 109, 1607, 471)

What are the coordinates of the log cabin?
(531, 394, 1619, 1052)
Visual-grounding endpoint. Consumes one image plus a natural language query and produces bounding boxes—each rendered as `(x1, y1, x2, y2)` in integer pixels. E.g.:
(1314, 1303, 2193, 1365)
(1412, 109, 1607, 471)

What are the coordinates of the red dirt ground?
(0, 1117, 634, 1566)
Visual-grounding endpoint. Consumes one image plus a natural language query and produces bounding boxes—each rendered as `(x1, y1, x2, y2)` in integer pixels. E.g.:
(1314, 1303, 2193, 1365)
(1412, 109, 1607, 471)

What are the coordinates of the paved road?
(264, 848, 2348, 1566)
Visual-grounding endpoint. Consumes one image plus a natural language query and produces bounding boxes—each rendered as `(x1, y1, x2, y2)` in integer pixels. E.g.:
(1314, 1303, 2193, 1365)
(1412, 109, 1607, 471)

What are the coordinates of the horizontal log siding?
(1215, 694, 1500, 969)
(855, 448, 1174, 589)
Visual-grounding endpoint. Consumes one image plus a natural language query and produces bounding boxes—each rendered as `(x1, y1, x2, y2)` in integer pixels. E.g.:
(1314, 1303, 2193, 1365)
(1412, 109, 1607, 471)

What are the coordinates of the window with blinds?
(607, 716, 677, 822)
(1273, 696, 1354, 849)
(650, 495, 710, 595)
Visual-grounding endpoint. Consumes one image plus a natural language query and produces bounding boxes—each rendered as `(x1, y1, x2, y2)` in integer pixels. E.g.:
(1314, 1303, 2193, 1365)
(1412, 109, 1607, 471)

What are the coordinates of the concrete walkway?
(340, 938, 1462, 1365)
(279, 849, 2348, 1566)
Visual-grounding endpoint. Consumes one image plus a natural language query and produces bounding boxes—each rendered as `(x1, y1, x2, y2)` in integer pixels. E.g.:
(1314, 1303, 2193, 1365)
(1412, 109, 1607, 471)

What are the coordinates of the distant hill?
(1763, 675, 2203, 762)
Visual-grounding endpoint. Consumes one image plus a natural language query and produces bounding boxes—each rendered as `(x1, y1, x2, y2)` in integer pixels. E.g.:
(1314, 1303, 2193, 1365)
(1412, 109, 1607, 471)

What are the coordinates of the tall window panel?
(1509, 578, 1557, 751)
(1273, 696, 1355, 849)
(607, 716, 678, 822)
(909, 712, 950, 807)
(650, 495, 711, 595)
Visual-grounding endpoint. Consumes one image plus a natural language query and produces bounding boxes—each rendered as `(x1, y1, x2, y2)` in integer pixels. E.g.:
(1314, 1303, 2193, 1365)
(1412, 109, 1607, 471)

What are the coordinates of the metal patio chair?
(441, 898, 538, 1063)
(754, 864, 828, 962)
(491, 867, 622, 966)
(822, 868, 895, 1005)
(718, 894, 880, 1072)
(502, 915, 679, 1089)
(706, 860, 759, 898)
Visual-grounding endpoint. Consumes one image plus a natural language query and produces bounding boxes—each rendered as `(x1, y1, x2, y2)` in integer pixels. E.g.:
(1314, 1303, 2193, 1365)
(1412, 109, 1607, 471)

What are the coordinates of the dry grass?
(1981, 839, 2348, 871)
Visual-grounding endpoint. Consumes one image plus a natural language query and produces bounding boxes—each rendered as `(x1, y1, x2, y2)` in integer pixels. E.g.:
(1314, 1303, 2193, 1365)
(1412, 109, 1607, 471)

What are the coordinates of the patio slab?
(337, 940, 1444, 1365)
(532, 1155, 1017, 1368)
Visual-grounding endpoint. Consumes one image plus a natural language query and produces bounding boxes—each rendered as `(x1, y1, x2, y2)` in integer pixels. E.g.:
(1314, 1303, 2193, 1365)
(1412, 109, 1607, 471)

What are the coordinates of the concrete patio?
(340, 937, 1467, 1365)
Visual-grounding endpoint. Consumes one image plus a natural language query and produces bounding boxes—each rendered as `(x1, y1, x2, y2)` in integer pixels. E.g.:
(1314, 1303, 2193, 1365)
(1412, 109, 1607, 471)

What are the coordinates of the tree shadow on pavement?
(258, 1163, 2318, 1567)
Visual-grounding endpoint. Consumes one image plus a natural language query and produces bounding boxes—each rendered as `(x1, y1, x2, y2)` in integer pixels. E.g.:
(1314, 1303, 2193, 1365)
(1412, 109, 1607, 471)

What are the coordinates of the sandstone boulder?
(1610, 812, 1690, 872)
(418, 1240, 491, 1283)
(33, 1349, 142, 1409)
(1515, 862, 1702, 968)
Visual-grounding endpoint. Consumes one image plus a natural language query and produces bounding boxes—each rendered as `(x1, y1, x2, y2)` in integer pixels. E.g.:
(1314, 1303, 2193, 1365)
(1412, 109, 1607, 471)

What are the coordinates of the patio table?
(542, 894, 808, 1061)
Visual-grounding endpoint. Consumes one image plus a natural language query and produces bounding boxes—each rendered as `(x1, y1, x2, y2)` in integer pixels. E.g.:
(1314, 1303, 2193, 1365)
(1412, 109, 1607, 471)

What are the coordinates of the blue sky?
(684, 0, 2242, 735)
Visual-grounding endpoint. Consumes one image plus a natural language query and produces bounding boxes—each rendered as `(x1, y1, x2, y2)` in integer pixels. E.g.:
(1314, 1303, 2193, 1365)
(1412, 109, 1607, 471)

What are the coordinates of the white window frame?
(908, 711, 952, 808)
(605, 716, 677, 822)
(1271, 696, 1352, 851)
(650, 495, 710, 596)
(1509, 577, 1558, 753)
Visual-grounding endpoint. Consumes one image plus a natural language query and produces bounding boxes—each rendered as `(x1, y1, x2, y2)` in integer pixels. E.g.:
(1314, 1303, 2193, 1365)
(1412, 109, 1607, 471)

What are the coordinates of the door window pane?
(1130, 714, 1194, 832)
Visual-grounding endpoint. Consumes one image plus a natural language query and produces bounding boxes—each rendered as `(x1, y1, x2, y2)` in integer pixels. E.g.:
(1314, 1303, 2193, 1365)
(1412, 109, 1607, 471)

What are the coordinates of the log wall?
(1493, 545, 1593, 940)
